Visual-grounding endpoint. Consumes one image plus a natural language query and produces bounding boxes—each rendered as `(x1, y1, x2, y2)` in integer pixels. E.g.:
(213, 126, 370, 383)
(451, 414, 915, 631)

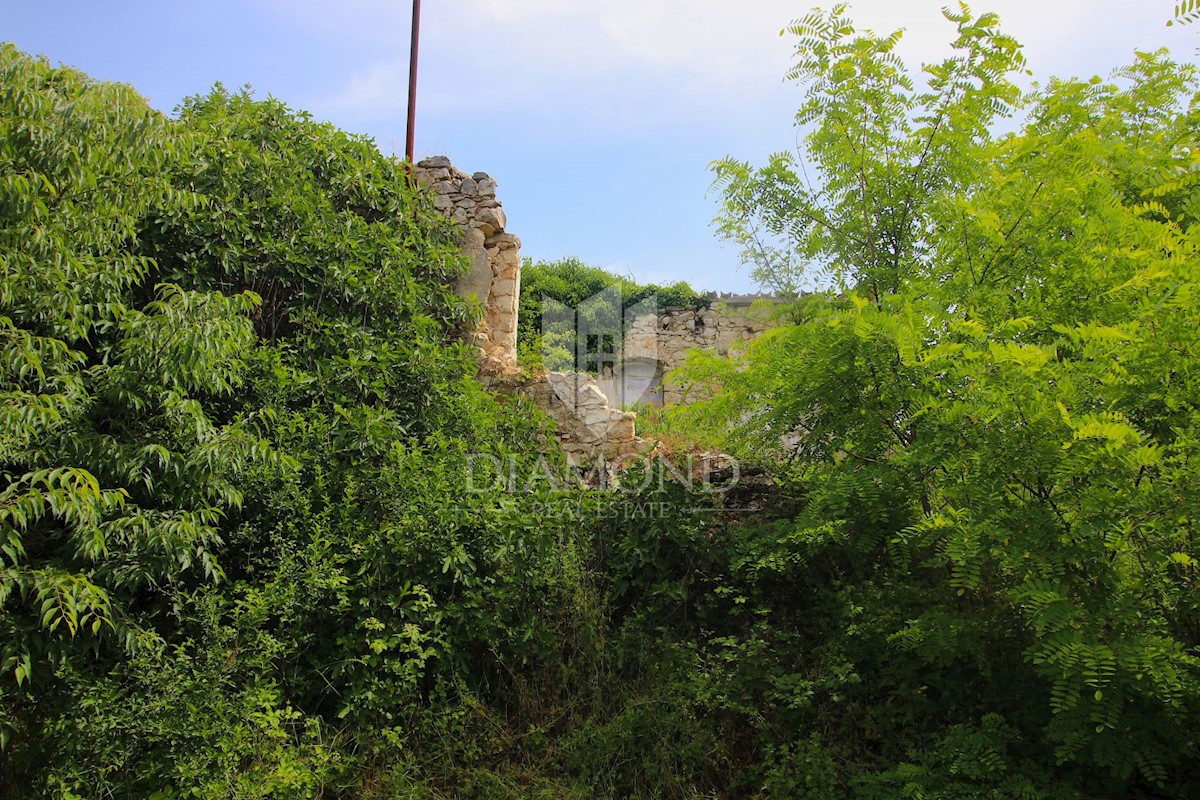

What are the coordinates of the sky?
(5, 1, 1194, 293)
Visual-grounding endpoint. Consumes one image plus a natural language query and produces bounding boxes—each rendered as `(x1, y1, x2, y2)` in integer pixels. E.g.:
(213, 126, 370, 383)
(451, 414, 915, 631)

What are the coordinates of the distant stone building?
(412, 156, 786, 461)
(651, 294, 784, 405)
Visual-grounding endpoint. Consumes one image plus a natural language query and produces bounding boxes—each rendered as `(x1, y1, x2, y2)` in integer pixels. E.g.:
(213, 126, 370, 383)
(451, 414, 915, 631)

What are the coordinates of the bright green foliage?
(0, 44, 269, 697)
(671, 6, 1200, 795)
(0, 44, 607, 798)
(712, 3, 1025, 295)
(148, 85, 470, 354)
(516, 256, 705, 370)
(1170, 1, 1200, 26)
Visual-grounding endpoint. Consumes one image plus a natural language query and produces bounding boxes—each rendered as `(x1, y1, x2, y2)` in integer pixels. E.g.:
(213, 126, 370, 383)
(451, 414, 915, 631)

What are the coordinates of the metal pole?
(405, 0, 421, 162)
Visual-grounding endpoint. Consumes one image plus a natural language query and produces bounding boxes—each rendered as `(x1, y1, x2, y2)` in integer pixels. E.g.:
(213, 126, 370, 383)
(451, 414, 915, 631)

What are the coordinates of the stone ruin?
(654, 296, 782, 405)
(413, 156, 640, 464)
(412, 156, 784, 463)
(412, 156, 519, 374)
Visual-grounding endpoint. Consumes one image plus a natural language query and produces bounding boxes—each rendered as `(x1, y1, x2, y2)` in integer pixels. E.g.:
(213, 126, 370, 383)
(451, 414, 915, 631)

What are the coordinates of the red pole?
(405, 0, 421, 163)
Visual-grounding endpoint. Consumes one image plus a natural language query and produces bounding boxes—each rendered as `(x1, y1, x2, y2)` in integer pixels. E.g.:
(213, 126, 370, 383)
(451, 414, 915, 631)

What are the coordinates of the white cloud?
(299, 0, 1181, 133)
(309, 0, 801, 125)
(262, 0, 1192, 290)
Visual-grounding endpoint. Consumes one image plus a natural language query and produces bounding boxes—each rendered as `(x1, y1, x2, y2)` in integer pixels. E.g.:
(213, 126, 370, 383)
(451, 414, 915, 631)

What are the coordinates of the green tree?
(683, 5, 1200, 795)
(711, 3, 1025, 297)
(517, 255, 705, 370)
(0, 44, 271, 700)
(1, 47, 606, 798)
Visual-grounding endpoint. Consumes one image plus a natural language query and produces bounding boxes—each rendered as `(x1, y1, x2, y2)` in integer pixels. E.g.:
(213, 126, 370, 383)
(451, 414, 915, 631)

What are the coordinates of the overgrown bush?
(0, 45, 610, 798)
(6, 5, 1200, 795)
(667, 6, 1200, 796)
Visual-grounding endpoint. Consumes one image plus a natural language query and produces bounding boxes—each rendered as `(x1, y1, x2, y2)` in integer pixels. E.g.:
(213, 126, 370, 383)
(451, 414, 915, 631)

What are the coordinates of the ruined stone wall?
(655, 295, 782, 405)
(415, 156, 641, 465)
(413, 155, 786, 458)
(413, 156, 520, 373)
(512, 372, 637, 464)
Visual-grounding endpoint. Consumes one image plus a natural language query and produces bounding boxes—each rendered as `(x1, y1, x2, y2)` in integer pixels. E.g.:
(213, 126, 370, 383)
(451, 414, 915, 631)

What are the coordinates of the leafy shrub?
(0, 44, 607, 797)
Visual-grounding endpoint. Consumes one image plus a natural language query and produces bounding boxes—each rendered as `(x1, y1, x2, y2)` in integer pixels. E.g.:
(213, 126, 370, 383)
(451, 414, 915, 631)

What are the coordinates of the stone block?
(417, 155, 452, 168)
(416, 167, 450, 183)
(491, 314, 516, 335)
(485, 232, 520, 250)
(608, 416, 635, 442)
(453, 227, 493, 304)
(478, 206, 506, 234)
(490, 277, 517, 300)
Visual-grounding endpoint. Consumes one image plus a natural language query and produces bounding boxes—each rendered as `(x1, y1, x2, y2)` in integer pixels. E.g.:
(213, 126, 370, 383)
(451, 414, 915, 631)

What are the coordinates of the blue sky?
(5, 1, 1192, 292)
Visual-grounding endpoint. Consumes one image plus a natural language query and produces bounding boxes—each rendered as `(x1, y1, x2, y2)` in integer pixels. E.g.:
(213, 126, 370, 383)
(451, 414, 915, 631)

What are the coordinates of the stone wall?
(509, 372, 638, 464)
(415, 156, 642, 465)
(655, 295, 783, 405)
(414, 156, 785, 459)
(413, 156, 520, 373)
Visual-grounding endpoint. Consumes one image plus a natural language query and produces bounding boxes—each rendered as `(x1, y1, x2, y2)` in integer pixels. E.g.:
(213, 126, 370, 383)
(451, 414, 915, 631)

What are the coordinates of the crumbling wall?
(413, 156, 519, 373)
(514, 372, 638, 463)
(415, 156, 642, 464)
(413, 156, 784, 458)
(655, 295, 781, 404)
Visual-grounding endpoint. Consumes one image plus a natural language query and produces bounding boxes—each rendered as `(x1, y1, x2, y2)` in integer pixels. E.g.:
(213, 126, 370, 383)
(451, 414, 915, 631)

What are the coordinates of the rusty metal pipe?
(405, 0, 421, 162)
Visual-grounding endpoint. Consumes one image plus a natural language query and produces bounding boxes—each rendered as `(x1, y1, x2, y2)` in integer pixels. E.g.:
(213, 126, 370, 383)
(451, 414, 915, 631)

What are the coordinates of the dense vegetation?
(681, 5, 1200, 796)
(516, 256, 705, 370)
(4, 3, 1200, 797)
(0, 45, 603, 797)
